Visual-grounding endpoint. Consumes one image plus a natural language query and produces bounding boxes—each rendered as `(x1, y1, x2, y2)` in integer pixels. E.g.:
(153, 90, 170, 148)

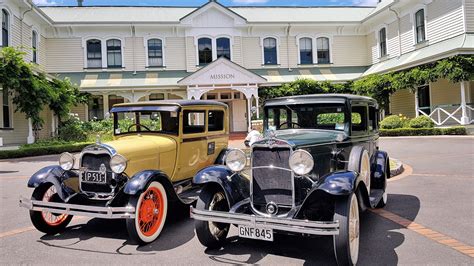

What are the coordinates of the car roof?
(112, 100, 228, 108)
(265, 94, 377, 106)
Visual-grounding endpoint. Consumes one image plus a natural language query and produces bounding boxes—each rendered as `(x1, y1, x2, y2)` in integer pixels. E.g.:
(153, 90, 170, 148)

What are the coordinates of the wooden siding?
(426, 0, 464, 44)
(186, 36, 197, 72)
(467, 0, 474, 33)
(386, 21, 399, 58)
(71, 105, 88, 121)
(390, 89, 416, 118)
(165, 37, 186, 70)
(0, 106, 29, 145)
(399, 14, 415, 55)
(232, 36, 243, 66)
(430, 79, 461, 106)
(470, 81, 474, 103)
(124, 37, 145, 72)
(241, 37, 262, 69)
(45, 38, 84, 73)
(333, 35, 369, 66)
(287, 36, 298, 68)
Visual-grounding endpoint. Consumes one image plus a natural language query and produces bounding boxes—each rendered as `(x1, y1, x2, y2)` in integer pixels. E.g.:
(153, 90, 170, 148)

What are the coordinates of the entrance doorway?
(231, 100, 247, 132)
(418, 85, 431, 114)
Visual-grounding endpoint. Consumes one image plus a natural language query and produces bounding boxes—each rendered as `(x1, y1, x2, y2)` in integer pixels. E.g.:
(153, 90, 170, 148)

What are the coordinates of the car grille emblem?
(99, 164, 106, 174)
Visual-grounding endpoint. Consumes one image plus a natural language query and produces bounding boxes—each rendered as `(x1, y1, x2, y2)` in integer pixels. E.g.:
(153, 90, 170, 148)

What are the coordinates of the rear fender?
(27, 165, 77, 201)
(193, 165, 249, 207)
(371, 150, 389, 189)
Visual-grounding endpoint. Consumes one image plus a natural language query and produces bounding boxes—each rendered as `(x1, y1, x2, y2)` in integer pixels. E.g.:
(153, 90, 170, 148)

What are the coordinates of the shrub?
(58, 114, 87, 142)
(380, 127, 466, 136)
(408, 116, 435, 128)
(0, 142, 92, 160)
(380, 115, 405, 129)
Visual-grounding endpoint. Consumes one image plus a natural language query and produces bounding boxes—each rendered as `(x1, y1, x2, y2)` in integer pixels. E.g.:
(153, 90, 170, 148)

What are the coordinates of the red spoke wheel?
(29, 183, 73, 234)
(126, 181, 168, 244)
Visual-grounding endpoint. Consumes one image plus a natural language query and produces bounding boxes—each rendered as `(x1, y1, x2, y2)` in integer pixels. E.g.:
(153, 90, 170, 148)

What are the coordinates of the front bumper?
(190, 207, 339, 235)
(19, 196, 135, 219)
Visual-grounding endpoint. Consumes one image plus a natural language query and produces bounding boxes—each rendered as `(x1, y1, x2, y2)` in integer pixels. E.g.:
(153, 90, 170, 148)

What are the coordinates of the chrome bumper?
(19, 196, 135, 219)
(190, 207, 339, 235)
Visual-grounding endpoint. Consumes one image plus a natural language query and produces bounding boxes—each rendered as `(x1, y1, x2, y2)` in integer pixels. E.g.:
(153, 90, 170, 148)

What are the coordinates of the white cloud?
(232, 0, 270, 4)
(33, 0, 58, 6)
(351, 0, 379, 6)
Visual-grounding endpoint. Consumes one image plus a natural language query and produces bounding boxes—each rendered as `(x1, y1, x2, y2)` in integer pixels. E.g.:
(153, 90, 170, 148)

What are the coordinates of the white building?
(1, 0, 473, 145)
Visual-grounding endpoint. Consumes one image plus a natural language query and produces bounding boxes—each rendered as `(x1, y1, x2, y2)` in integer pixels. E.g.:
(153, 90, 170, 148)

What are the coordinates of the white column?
(84, 104, 89, 121)
(256, 96, 260, 118)
(51, 113, 56, 137)
(460, 81, 469, 125)
(414, 87, 420, 117)
(247, 96, 252, 132)
(27, 118, 35, 144)
(103, 94, 109, 118)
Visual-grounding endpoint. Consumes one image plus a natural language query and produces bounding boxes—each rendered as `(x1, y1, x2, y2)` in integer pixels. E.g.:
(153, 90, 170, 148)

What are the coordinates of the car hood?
(256, 130, 347, 148)
(103, 134, 176, 176)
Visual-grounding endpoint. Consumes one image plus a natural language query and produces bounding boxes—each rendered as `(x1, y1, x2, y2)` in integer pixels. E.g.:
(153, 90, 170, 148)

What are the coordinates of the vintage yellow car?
(20, 100, 229, 244)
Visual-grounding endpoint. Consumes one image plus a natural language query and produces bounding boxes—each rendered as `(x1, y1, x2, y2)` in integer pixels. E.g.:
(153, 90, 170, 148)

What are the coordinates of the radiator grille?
(251, 147, 293, 206)
(80, 153, 113, 194)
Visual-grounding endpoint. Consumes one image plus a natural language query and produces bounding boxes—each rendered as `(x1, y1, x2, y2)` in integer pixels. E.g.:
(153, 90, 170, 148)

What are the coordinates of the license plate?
(238, 225, 273, 241)
(82, 171, 106, 184)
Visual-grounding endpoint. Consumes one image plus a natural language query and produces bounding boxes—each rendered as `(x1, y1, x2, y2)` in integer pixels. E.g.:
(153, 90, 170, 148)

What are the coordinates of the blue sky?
(33, 0, 379, 7)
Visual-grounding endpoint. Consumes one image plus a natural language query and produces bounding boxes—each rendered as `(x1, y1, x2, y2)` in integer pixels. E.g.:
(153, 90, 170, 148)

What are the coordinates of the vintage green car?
(191, 94, 390, 265)
(20, 100, 229, 244)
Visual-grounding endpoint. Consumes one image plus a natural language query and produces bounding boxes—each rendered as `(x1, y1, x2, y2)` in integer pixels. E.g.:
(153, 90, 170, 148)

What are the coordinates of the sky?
(32, 0, 380, 7)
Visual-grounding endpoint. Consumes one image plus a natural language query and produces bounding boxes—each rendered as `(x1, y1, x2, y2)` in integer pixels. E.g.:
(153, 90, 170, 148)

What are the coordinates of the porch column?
(414, 87, 420, 117)
(27, 118, 35, 144)
(102, 94, 109, 117)
(460, 81, 469, 125)
(256, 96, 260, 118)
(51, 113, 56, 137)
(247, 96, 252, 132)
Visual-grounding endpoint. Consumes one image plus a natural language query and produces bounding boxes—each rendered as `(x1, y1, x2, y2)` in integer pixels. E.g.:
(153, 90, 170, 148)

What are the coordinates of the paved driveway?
(0, 137, 473, 264)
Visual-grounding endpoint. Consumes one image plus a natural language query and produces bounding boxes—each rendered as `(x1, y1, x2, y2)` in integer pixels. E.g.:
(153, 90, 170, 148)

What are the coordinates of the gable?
(180, 1, 246, 26)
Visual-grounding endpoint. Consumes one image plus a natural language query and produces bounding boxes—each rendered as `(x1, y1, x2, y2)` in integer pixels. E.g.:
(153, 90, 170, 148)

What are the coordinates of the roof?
(39, 6, 375, 24)
(363, 33, 474, 76)
(113, 100, 228, 108)
(265, 94, 376, 106)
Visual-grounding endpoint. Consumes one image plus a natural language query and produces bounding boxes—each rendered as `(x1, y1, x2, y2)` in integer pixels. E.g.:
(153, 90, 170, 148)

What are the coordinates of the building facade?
(1, 0, 473, 145)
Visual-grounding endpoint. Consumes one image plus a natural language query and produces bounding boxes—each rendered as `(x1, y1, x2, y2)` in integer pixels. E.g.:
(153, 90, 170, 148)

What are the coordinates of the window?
(32, 31, 38, 63)
(2, 9, 9, 47)
(299, 38, 313, 64)
(415, 9, 426, 43)
(316, 37, 330, 64)
(149, 93, 164, 101)
(108, 95, 124, 110)
(88, 95, 104, 120)
(216, 37, 231, 60)
(379, 28, 387, 57)
(263, 37, 278, 65)
(106, 39, 122, 68)
(198, 38, 212, 65)
(351, 105, 368, 135)
(2, 89, 11, 128)
(417, 85, 431, 114)
(148, 39, 163, 67)
(369, 105, 378, 132)
(208, 110, 224, 131)
(86, 39, 102, 68)
(183, 111, 205, 134)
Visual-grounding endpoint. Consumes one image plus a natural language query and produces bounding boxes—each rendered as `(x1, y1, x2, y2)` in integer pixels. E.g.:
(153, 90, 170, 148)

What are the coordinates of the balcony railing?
(417, 103, 473, 126)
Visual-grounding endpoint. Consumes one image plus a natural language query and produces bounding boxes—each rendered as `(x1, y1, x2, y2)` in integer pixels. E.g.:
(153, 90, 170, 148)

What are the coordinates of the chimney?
(77, 0, 84, 6)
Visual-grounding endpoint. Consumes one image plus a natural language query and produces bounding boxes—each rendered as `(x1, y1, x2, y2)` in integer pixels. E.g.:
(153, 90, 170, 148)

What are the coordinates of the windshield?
(113, 111, 179, 135)
(265, 103, 349, 131)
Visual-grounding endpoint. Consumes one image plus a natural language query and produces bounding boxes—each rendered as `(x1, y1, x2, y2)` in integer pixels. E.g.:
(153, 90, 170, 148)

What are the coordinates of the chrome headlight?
(225, 149, 246, 172)
(289, 149, 314, 176)
(59, 152, 75, 171)
(110, 154, 127, 174)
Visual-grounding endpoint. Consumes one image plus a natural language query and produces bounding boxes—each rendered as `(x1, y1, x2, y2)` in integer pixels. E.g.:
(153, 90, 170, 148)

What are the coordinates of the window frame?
(106, 39, 123, 68)
(1, 8, 10, 47)
(261, 36, 279, 66)
(316, 36, 331, 64)
(207, 109, 225, 132)
(298, 37, 313, 65)
(350, 104, 369, 136)
(197, 37, 213, 66)
(378, 27, 387, 58)
(216, 37, 231, 60)
(32, 30, 38, 64)
(414, 8, 427, 44)
(85, 39, 103, 69)
(145, 37, 166, 68)
(182, 110, 206, 135)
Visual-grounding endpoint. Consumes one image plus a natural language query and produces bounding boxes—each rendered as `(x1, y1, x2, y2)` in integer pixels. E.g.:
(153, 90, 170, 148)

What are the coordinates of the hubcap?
(138, 187, 164, 237)
(41, 186, 68, 226)
(349, 195, 360, 264)
(208, 192, 228, 237)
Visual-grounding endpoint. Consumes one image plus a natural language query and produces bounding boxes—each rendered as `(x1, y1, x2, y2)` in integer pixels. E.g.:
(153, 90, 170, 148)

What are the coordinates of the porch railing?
(417, 103, 473, 126)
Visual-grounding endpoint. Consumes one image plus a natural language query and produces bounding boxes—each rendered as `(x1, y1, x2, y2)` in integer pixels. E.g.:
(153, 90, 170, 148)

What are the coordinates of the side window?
(183, 110, 205, 134)
(208, 110, 224, 132)
(351, 105, 368, 135)
(368, 106, 378, 132)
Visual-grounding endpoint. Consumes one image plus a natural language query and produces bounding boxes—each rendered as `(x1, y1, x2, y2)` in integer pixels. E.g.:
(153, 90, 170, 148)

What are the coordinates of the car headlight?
(110, 154, 127, 174)
(225, 149, 246, 172)
(289, 149, 314, 176)
(59, 152, 75, 171)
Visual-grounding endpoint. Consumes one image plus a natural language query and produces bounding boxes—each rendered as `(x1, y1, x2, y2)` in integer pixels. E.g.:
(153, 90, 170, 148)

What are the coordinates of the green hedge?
(380, 127, 467, 136)
(0, 142, 92, 160)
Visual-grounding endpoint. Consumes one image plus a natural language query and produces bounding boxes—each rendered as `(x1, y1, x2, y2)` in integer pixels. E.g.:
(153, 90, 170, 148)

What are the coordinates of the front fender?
(123, 170, 179, 202)
(317, 170, 359, 196)
(372, 150, 389, 189)
(27, 165, 77, 201)
(193, 165, 249, 207)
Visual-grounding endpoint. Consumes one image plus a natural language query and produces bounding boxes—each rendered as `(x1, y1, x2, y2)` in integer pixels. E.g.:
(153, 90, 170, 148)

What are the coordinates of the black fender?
(214, 148, 229, 165)
(372, 150, 390, 188)
(27, 165, 77, 201)
(193, 165, 249, 207)
(296, 171, 370, 217)
(123, 170, 181, 203)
